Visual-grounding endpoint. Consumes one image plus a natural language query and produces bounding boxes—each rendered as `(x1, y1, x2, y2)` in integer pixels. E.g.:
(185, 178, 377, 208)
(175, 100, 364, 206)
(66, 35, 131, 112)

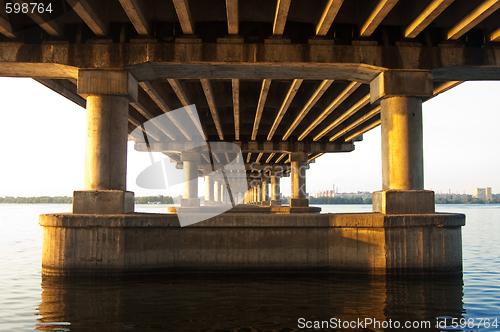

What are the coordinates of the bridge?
(2, 0, 489, 274)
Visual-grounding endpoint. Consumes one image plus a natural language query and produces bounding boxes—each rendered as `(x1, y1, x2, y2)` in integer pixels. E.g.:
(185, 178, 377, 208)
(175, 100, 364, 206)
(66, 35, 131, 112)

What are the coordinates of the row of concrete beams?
(2, 0, 500, 42)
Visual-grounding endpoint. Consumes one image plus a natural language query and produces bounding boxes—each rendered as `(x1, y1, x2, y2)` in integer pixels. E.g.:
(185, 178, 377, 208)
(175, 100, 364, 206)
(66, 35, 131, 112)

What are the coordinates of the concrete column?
(290, 153, 309, 207)
(261, 180, 268, 205)
(73, 70, 137, 214)
(270, 175, 282, 206)
(181, 152, 200, 207)
(214, 180, 221, 203)
(381, 96, 424, 191)
(204, 175, 215, 206)
(370, 70, 435, 214)
(256, 183, 261, 203)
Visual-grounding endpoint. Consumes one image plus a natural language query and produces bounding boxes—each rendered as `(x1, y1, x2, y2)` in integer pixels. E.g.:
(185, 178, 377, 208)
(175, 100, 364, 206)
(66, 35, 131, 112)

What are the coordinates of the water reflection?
(37, 273, 463, 331)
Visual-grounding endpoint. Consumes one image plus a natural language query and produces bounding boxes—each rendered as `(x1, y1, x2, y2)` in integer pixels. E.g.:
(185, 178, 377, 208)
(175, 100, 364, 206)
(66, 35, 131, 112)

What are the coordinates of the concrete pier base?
(72, 190, 134, 214)
(39, 209, 465, 275)
(373, 190, 435, 214)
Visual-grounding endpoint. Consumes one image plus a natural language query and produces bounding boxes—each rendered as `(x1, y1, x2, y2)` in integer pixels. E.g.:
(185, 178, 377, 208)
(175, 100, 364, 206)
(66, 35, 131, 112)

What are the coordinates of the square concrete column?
(290, 152, 309, 207)
(370, 71, 435, 214)
(261, 179, 269, 205)
(73, 70, 137, 214)
(270, 174, 282, 206)
(214, 180, 222, 203)
(204, 174, 215, 206)
(181, 152, 200, 207)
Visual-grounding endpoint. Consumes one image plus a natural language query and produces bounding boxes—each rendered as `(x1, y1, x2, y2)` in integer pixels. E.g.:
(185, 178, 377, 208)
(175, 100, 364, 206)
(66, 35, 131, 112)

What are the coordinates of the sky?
(0, 77, 499, 197)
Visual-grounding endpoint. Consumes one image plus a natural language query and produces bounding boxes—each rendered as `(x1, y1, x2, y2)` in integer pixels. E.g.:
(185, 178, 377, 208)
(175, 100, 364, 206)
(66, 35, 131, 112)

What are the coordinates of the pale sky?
(0, 78, 499, 197)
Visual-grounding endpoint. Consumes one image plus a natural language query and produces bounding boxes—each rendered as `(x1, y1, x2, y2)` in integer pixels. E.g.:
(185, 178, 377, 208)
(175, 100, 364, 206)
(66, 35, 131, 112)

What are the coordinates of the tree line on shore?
(1, 195, 499, 205)
(0, 195, 174, 204)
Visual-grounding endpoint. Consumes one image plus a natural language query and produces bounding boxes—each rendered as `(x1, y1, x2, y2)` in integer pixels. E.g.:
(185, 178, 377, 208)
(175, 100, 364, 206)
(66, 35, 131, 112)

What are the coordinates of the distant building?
(473, 187, 492, 200)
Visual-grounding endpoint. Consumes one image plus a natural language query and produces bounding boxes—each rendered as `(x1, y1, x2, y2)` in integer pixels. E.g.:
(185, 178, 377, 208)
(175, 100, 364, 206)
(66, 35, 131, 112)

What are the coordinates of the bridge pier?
(270, 174, 282, 206)
(204, 174, 215, 206)
(290, 152, 309, 207)
(371, 71, 435, 214)
(72, 70, 135, 214)
(181, 152, 200, 207)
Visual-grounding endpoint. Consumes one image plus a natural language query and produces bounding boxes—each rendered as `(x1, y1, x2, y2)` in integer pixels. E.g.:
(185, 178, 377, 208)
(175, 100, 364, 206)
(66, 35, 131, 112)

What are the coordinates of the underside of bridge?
(3, 0, 491, 274)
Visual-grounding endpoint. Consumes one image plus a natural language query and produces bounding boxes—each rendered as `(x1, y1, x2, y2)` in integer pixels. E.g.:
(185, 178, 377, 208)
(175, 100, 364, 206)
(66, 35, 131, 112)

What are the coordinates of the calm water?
(0, 204, 499, 331)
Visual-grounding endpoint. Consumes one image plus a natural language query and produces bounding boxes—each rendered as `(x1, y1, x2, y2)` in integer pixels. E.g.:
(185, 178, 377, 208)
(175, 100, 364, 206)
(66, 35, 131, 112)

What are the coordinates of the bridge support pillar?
(290, 152, 308, 207)
(214, 180, 222, 204)
(370, 71, 434, 214)
(261, 179, 269, 205)
(73, 70, 136, 214)
(204, 174, 215, 206)
(270, 173, 282, 206)
(181, 152, 200, 207)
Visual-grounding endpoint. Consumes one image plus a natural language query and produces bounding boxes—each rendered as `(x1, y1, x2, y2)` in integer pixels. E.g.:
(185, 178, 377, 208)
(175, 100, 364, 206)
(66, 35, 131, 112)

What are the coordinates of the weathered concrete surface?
(39, 211, 464, 276)
(373, 190, 435, 214)
(72, 190, 134, 214)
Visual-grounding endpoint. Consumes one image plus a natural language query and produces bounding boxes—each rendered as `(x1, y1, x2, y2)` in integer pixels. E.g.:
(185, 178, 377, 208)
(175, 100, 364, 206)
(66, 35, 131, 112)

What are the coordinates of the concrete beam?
(251, 79, 271, 140)
(299, 81, 362, 141)
(405, 0, 454, 38)
(267, 79, 302, 140)
(447, 0, 500, 40)
(139, 81, 192, 140)
(273, 0, 291, 35)
(360, 0, 399, 37)
(330, 105, 381, 142)
(426, 80, 463, 101)
(283, 80, 334, 140)
(491, 26, 500, 41)
(135, 141, 354, 153)
(316, 0, 344, 36)
(35, 79, 86, 108)
(232, 78, 240, 140)
(0, 5, 16, 38)
(67, 0, 108, 36)
(14, 0, 62, 37)
(265, 153, 276, 163)
(172, 0, 194, 35)
(225, 0, 238, 35)
(168, 78, 206, 139)
(314, 92, 369, 141)
(200, 79, 224, 140)
(345, 118, 381, 142)
(77, 70, 138, 100)
(119, 0, 150, 35)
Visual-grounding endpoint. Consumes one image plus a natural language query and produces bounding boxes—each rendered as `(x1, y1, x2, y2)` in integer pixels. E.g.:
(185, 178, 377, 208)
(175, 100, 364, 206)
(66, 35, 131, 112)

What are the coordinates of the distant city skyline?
(1, 78, 499, 197)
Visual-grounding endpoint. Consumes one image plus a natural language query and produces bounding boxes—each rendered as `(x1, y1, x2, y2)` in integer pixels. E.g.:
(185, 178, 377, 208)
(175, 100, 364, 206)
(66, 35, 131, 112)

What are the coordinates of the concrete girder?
(267, 79, 302, 140)
(314, 93, 370, 141)
(138, 81, 192, 141)
(283, 80, 334, 140)
(34, 79, 86, 108)
(360, 0, 399, 37)
(172, 0, 194, 35)
(200, 79, 224, 140)
(316, 0, 344, 36)
(329, 105, 381, 142)
(251, 79, 271, 140)
(405, 0, 455, 39)
(66, 0, 108, 36)
(168, 78, 206, 139)
(491, 26, 500, 41)
(3, 43, 500, 81)
(119, 0, 150, 35)
(225, 0, 238, 35)
(298, 81, 362, 141)
(13, 0, 62, 37)
(232, 79, 240, 140)
(134, 141, 354, 154)
(447, 0, 500, 40)
(273, 0, 291, 35)
(345, 119, 381, 142)
(0, 8, 16, 38)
